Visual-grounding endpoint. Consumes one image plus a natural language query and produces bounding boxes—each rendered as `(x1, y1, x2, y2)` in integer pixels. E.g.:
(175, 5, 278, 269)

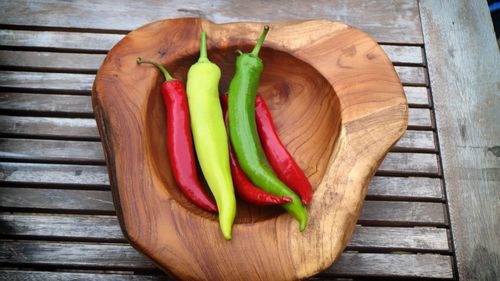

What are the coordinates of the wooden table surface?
(0, 0, 498, 280)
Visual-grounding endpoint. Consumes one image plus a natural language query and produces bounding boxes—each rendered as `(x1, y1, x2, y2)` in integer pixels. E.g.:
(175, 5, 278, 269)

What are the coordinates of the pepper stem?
(136, 57, 173, 82)
(198, 31, 209, 63)
(251, 25, 270, 57)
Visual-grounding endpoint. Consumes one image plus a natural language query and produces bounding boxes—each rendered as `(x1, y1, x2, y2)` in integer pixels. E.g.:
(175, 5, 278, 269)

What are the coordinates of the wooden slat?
(0, 188, 114, 213)
(0, 54, 425, 86)
(0, 271, 169, 281)
(0, 123, 434, 151)
(408, 108, 432, 129)
(0, 240, 153, 269)
(0, 30, 120, 52)
(0, 93, 93, 115)
(0, 241, 452, 279)
(0, 214, 122, 240)
(323, 252, 453, 279)
(0, 138, 438, 174)
(0, 113, 433, 152)
(420, 0, 500, 279)
(0, 138, 104, 164)
(0, 113, 432, 150)
(393, 130, 435, 153)
(0, 0, 423, 44)
(349, 226, 448, 252)
(0, 214, 450, 252)
(0, 51, 105, 71)
(0, 187, 446, 225)
(378, 153, 439, 176)
(381, 45, 423, 65)
(394, 66, 427, 86)
(0, 53, 428, 86)
(0, 116, 98, 140)
(0, 89, 430, 114)
(404, 86, 430, 107)
(0, 66, 427, 94)
(0, 154, 439, 188)
(359, 201, 446, 226)
(0, 162, 110, 186)
(0, 71, 94, 92)
(0, 162, 442, 200)
(0, 46, 423, 71)
(367, 177, 443, 201)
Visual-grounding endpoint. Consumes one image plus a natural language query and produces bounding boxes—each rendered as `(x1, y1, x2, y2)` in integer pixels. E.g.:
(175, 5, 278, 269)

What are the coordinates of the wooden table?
(0, 1, 498, 280)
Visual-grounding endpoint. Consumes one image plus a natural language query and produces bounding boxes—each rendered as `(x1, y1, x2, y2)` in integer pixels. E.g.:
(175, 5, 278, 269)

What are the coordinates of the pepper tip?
(299, 214, 308, 232)
(223, 232, 232, 241)
(136, 57, 142, 64)
(299, 221, 307, 232)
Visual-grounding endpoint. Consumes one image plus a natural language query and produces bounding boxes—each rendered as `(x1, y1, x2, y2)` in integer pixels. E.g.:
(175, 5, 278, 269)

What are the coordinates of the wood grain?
(0, 0, 423, 44)
(420, 0, 500, 279)
(92, 18, 407, 280)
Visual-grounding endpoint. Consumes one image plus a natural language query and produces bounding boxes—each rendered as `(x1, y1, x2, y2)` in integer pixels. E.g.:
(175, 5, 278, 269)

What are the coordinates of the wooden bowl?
(92, 18, 407, 280)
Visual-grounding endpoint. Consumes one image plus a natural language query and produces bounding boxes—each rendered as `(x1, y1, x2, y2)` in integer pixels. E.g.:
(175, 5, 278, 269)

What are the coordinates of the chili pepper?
(136, 57, 217, 213)
(227, 26, 308, 231)
(186, 31, 236, 240)
(255, 96, 313, 205)
(221, 94, 292, 206)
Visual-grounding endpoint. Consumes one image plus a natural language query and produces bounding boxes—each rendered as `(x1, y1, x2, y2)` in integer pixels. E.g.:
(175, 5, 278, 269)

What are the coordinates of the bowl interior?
(145, 44, 341, 223)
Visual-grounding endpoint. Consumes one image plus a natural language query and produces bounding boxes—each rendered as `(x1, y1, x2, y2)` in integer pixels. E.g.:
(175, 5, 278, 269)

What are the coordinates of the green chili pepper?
(187, 31, 236, 240)
(228, 26, 308, 231)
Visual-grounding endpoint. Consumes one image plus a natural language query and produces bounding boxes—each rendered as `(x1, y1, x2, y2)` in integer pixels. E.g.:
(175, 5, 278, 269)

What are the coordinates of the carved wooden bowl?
(92, 18, 407, 280)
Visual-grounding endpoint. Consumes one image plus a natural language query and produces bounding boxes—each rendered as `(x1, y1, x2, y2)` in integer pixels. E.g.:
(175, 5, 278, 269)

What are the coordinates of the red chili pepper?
(255, 95, 313, 205)
(137, 58, 217, 213)
(221, 94, 292, 205)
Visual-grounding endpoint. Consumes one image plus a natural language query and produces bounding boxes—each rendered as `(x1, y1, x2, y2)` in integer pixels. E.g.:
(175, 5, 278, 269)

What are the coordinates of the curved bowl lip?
(92, 17, 408, 280)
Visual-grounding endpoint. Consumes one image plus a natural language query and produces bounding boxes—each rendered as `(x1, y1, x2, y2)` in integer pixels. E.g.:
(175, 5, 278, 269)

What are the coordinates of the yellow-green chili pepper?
(186, 31, 236, 240)
(228, 26, 308, 231)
